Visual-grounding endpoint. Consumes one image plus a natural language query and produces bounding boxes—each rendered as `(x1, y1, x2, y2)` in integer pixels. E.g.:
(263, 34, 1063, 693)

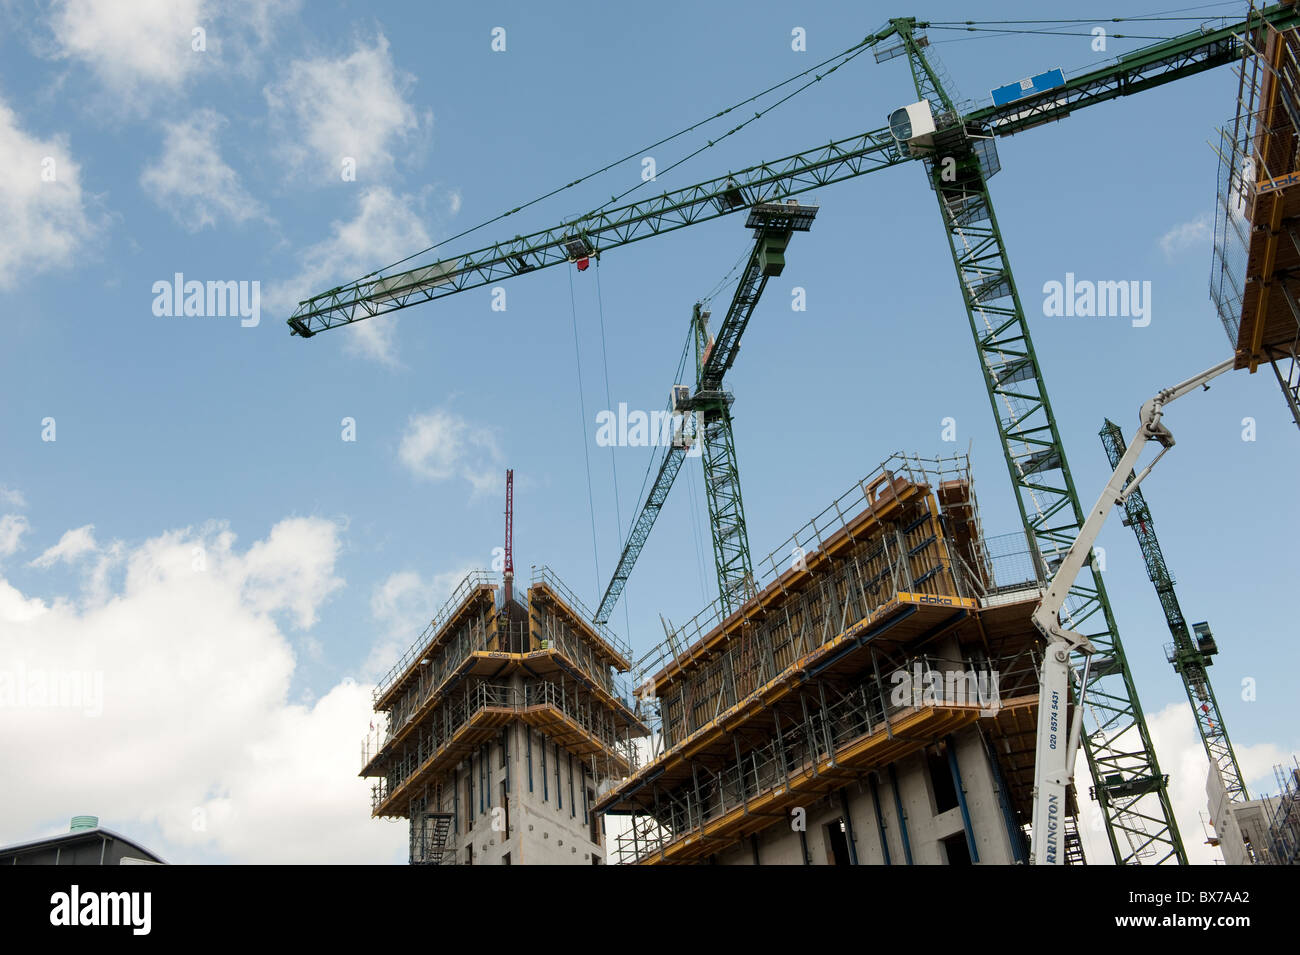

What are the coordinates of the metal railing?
(523, 681, 640, 768)
(611, 647, 1039, 864)
(371, 679, 642, 809)
(982, 530, 1047, 594)
(531, 565, 634, 664)
(365, 590, 640, 768)
(631, 457, 1044, 740)
(372, 570, 497, 705)
(634, 453, 992, 683)
(531, 595, 639, 710)
(367, 606, 497, 758)
(1211, 118, 1257, 347)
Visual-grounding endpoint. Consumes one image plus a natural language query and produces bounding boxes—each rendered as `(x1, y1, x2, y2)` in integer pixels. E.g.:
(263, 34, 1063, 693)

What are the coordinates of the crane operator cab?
(888, 100, 937, 157)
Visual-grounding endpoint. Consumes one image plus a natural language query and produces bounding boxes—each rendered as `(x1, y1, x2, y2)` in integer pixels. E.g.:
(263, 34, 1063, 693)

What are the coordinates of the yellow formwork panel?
(627, 597, 973, 780)
(529, 581, 633, 671)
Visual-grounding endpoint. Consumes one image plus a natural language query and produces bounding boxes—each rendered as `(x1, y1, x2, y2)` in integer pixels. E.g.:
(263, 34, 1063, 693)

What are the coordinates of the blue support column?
(869, 773, 892, 865)
(982, 729, 1028, 863)
(887, 764, 913, 865)
(945, 735, 980, 863)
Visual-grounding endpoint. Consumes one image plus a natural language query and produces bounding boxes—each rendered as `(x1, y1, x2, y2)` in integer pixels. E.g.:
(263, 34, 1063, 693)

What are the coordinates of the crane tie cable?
(354, 34, 884, 282)
(568, 267, 603, 596)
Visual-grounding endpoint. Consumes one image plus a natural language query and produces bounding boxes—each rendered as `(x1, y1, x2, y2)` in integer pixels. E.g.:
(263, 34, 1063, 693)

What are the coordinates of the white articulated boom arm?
(1028, 357, 1235, 865)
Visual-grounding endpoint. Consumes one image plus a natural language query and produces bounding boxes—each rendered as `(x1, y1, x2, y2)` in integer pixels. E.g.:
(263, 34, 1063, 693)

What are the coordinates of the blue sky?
(0, 0, 1296, 864)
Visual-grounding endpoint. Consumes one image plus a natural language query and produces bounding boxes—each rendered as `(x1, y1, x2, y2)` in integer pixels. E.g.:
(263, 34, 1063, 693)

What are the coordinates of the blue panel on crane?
(991, 68, 1065, 107)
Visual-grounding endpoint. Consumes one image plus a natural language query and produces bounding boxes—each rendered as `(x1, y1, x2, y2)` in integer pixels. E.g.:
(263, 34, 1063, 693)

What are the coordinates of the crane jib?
(286, 2, 1300, 340)
(288, 133, 898, 335)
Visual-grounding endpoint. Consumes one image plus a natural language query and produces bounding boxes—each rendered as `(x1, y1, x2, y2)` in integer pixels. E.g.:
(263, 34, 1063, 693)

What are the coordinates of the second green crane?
(593, 201, 817, 624)
(1100, 419, 1248, 805)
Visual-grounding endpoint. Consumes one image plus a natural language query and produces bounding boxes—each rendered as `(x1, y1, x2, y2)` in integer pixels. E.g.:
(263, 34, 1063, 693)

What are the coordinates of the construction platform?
(1212, 3, 1300, 425)
(597, 454, 1083, 865)
(362, 567, 647, 864)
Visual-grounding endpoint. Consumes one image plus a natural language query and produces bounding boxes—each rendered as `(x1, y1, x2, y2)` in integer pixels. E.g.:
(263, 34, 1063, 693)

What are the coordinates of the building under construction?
(1212, 3, 1300, 428)
(361, 566, 647, 864)
(336, 7, 1300, 866)
(1207, 759, 1300, 864)
(595, 454, 1080, 865)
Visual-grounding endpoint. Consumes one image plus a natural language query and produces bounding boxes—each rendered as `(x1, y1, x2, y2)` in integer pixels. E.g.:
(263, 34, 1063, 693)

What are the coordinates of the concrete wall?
(446, 720, 605, 865)
(1207, 770, 1271, 865)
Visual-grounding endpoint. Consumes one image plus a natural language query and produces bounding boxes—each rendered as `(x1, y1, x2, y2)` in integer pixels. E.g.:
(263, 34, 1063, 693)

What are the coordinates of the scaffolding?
(370, 677, 643, 817)
(610, 646, 1041, 865)
(1211, 3, 1300, 428)
(633, 454, 1038, 701)
(363, 569, 648, 844)
(601, 453, 1068, 864)
(363, 570, 640, 772)
(373, 570, 497, 707)
(1258, 759, 1300, 864)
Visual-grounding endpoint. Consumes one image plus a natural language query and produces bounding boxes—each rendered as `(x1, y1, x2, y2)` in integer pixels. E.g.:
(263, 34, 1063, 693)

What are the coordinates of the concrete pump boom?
(1029, 357, 1235, 864)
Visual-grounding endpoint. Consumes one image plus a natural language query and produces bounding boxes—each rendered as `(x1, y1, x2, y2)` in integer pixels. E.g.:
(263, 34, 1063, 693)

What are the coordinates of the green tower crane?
(594, 201, 817, 624)
(284, 5, 1300, 862)
(888, 18, 1185, 865)
(1100, 419, 1249, 804)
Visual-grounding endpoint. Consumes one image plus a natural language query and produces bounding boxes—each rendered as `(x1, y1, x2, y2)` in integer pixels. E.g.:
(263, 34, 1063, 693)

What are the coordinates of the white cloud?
(268, 186, 434, 364)
(140, 109, 268, 231)
(47, 0, 206, 97)
(264, 34, 426, 182)
(0, 516, 29, 559)
(44, 1, 301, 102)
(1072, 701, 1295, 864)
(0, 488, 26, 510)
(1160, 213, 1213, 261)
(183, 678, 402, 863)
(237, 517, 343, 629)
(0, 515, 404, 863)
(225, 0, 301, 51)
(398, 407, 503, 493)
(0, 579, 48, 623)
(0, 96, 96, 289)
(30, 524, 97, 568)
(370, 570, 428, 629)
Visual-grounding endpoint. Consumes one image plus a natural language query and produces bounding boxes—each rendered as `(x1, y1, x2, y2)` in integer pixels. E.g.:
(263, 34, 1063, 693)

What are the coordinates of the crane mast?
(593, 202, 817, 624)
(1099, 420, 1249, 804)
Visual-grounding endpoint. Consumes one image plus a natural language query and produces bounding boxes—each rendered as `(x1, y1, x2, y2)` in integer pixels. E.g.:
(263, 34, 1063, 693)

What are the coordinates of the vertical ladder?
(1064, 814, 1087, 865)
